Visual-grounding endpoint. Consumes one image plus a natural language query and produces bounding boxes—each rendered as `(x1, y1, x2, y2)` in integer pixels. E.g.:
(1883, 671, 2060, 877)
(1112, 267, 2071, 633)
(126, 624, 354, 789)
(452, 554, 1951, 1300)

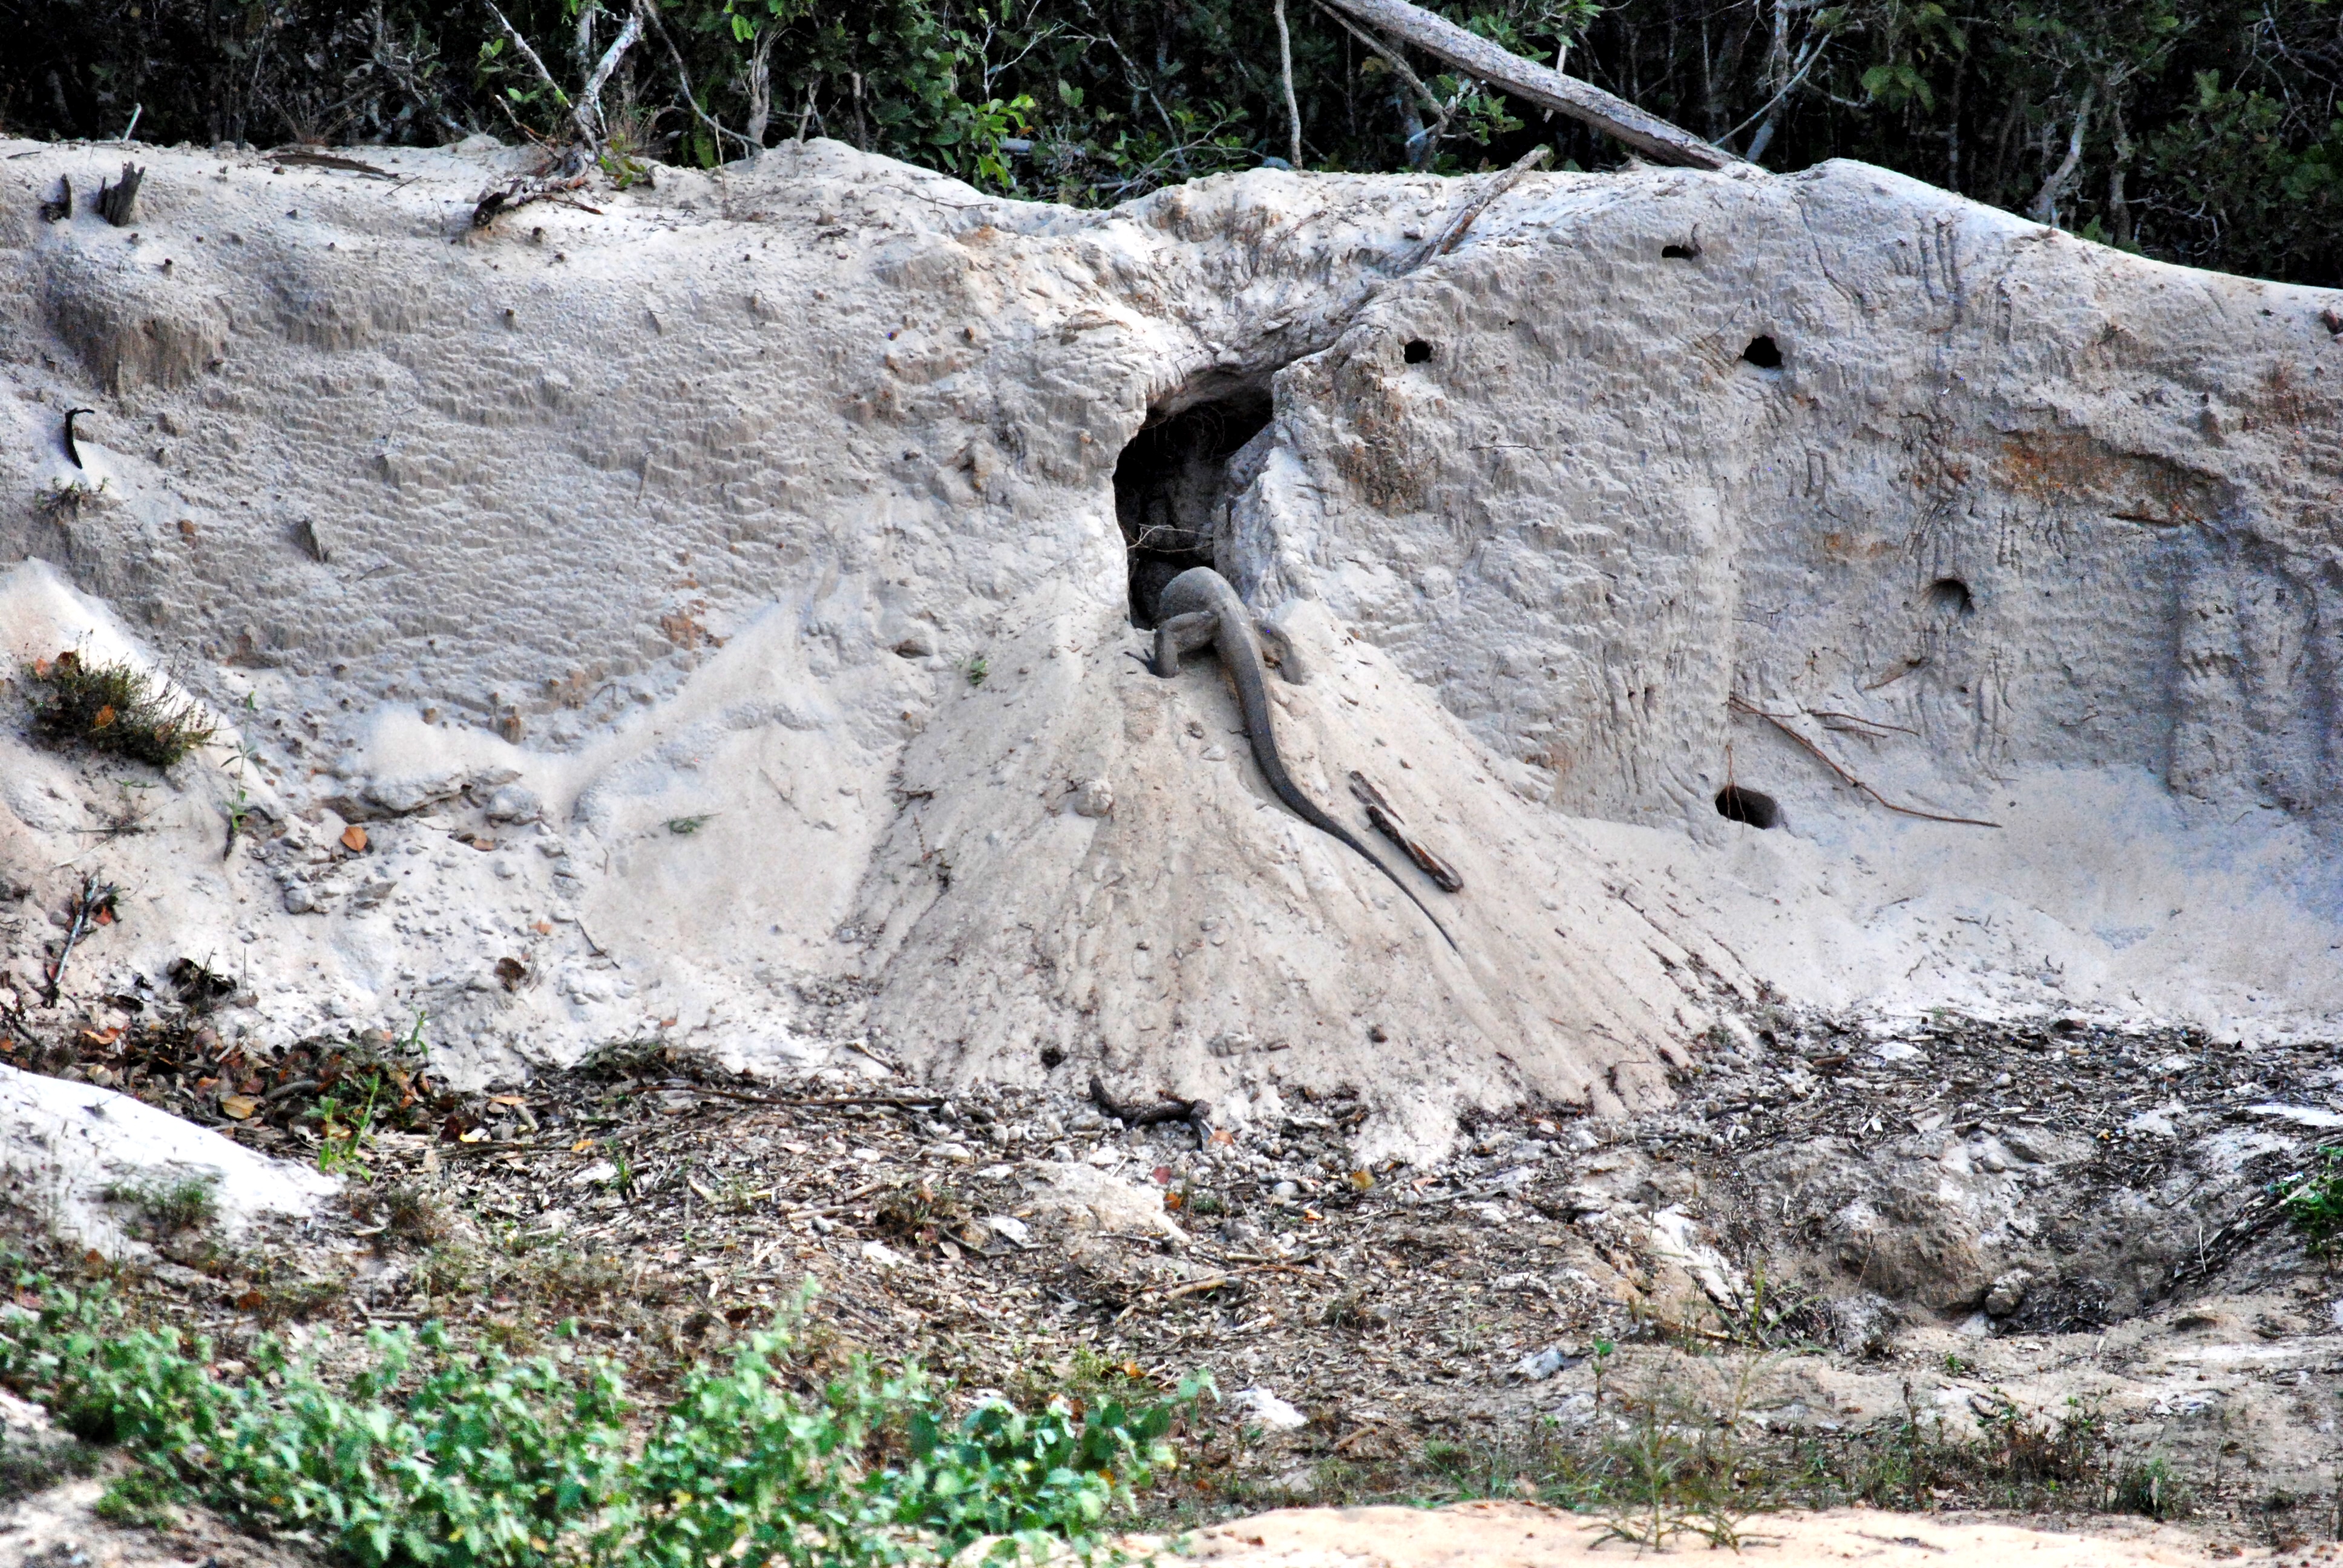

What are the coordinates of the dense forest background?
(0, 0, 2336, 285)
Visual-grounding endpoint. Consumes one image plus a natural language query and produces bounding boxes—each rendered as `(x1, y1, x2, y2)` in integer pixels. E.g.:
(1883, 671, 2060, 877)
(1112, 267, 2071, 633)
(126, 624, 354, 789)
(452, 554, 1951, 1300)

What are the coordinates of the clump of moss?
(22, 650, 214, 767)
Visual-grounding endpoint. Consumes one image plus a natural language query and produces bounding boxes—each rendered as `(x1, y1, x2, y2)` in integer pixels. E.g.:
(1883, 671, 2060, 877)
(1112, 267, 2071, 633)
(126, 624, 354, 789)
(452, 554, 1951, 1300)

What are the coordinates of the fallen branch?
(1348, 771, 1464, 891)
(1316, 0, 1734, 168)
(1730, 696, 2001, 828)
(270, 151, 396, 180)
(41, 875, 117, 1005)
(61, 408, 93, 469)
(680, 1086, 948, 1111)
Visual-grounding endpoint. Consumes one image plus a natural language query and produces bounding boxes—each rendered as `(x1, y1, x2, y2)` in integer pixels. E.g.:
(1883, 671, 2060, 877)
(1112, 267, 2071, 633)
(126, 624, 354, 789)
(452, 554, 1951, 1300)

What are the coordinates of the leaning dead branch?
(1349, 771, 1466, 892)
(1420, 143, 1550, 260)
(1317, 0, 1735, 168)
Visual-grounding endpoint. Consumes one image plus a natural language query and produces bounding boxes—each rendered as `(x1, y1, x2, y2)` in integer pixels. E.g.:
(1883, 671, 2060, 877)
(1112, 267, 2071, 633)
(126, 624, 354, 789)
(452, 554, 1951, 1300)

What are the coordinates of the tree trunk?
(1316, 0, 1734, 168)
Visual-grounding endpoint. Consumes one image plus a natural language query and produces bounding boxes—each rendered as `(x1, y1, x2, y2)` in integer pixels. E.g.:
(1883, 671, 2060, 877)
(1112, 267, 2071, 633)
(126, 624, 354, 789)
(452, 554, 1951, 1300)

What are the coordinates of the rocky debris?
(2, 993, 2339, 1538)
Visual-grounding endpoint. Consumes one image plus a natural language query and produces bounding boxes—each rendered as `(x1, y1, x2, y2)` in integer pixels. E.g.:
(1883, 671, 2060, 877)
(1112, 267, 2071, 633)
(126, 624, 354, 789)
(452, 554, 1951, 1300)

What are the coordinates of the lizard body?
(1151, 566, 1457, 950)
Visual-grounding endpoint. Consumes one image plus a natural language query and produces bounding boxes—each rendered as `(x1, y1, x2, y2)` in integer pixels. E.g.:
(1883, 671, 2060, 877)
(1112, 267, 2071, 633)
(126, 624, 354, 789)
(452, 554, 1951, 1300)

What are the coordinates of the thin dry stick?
(1273, 0, 1304, 167)
(1731, 696, 2001, 828)
(1312, 0, 1451, 145)
(635, 0, 751, 157)
(1422, 143, 1551, 259)
(483, 2, 588, 143)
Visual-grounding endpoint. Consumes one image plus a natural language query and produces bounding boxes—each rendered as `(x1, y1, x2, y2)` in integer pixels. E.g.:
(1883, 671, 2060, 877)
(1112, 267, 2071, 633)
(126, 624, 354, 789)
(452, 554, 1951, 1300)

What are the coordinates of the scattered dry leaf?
(221, 1094, 257, 1119)
(341, 823, 369, 852)
(91, 704, 116, 729)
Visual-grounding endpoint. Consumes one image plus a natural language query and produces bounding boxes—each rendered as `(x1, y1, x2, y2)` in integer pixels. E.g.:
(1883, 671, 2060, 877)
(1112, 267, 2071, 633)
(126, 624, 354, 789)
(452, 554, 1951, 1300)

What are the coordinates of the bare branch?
(577, 4, 645, 145)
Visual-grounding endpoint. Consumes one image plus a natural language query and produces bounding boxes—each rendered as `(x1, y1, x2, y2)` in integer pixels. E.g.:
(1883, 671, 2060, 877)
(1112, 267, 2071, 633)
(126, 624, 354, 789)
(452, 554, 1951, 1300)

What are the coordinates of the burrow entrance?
(1113, 388, 1274, 627)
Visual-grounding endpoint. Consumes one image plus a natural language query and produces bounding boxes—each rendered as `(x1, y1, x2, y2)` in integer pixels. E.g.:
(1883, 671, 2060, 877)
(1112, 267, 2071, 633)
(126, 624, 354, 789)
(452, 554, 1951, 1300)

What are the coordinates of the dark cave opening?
(1113, 390, 1274, 627)
(1715, 784, 1782, 829)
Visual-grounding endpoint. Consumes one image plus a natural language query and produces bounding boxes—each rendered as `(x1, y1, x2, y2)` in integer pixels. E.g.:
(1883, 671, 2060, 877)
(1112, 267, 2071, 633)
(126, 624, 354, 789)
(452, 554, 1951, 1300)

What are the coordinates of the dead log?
(1316, 0, 1734, 169)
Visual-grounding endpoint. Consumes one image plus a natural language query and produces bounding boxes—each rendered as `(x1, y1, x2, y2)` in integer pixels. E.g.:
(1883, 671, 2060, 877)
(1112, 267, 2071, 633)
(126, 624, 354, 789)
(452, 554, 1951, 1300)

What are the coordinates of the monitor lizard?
(1147, 566, 1457, 950)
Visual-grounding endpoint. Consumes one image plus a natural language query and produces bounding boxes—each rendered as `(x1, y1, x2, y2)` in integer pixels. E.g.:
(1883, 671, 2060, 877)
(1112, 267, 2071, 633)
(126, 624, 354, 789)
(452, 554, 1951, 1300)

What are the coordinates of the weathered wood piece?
(96, 162, 142, 226)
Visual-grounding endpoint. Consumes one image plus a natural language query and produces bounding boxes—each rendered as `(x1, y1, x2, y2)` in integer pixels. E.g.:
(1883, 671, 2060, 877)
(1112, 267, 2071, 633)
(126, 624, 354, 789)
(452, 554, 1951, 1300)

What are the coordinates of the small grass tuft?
(22, 650, 214, 767)
(99, 1174, 220, 1238)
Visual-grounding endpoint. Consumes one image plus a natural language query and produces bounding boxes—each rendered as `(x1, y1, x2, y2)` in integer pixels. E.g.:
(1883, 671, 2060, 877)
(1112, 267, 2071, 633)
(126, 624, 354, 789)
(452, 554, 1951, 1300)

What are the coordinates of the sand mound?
(2, 139, 2339, 1158)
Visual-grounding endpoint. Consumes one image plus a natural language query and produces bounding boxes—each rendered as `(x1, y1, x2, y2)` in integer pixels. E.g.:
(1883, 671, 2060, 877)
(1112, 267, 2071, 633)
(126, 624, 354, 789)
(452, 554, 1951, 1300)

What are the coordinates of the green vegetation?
(2278, 1145, 2343, 1254)
(22, 650, 215, 769)
(1, 0, 2333, 284)
(0, 1272, 1208, 1566)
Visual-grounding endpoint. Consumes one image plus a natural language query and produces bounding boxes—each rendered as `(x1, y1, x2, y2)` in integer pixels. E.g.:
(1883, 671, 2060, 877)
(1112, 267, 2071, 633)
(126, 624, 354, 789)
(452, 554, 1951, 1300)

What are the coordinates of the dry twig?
(1730, 697, 2001, 828)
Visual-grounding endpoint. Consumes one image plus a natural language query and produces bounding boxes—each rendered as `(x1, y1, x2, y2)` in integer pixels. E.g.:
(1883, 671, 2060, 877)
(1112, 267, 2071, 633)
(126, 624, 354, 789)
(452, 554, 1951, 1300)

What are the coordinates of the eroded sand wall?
(1, 140, 2338, 1157)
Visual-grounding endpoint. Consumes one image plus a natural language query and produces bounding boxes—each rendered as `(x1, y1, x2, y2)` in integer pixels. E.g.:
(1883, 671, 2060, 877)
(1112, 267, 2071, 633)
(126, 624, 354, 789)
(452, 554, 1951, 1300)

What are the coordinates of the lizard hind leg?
(1152, 610, 1221, 677)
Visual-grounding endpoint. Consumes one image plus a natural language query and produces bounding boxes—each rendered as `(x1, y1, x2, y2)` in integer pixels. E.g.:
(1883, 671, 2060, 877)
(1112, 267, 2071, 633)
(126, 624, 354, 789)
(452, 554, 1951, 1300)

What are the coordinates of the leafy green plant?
(0, 1273, 1205, 1567)
(963, 654, 989, 687)
(22, 650, 214, 768)
(313, 1072, 387, 1177)
(2279, 1146, 2343, 1255)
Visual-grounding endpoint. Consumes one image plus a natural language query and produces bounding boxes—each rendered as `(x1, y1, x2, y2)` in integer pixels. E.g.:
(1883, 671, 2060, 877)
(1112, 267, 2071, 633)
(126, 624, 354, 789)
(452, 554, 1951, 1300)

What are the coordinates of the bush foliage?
(0, 1273, 1205, 1567)
(0, 0, 2335, 283)
(21, 650, 215, 768)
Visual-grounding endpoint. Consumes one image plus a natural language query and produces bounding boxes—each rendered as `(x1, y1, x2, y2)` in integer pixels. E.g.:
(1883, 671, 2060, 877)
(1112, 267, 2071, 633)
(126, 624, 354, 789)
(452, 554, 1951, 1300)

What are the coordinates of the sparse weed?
(99, 1174, 220, 1238)
(963, 653, 989, 687)
(2115, 1453, 2192, 1520)
(22, 650, 214, 768)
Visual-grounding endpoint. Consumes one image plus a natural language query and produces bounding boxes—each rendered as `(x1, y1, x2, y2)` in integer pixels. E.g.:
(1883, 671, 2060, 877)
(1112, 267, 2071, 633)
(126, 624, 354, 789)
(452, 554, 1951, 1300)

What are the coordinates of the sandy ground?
(1162, 1501, 2263, 1566)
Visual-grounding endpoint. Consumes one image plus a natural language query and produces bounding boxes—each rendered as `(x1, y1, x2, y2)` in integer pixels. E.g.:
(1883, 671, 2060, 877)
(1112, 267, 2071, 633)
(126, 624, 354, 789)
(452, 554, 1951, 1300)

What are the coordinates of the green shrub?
(0, 1274, 1204, 1566)
(22, 651, 215, 768)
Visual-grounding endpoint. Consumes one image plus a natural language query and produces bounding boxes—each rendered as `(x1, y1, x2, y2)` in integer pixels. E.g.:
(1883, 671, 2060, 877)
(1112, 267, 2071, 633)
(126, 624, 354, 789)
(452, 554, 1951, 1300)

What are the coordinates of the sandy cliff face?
(1, 139, 2338, 1158)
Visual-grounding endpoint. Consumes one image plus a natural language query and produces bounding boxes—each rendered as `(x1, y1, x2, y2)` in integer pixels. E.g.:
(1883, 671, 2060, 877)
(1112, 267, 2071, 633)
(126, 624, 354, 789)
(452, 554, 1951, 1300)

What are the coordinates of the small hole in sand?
(1662, 242, 1700, 260)
(1403, 339, 1434, 364)
(1927, 578, 1974, 617)
(1741, 335, 1782, 369)
(1715, 785, 1780, 829)
(1040, 1045, 1066, 1069)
